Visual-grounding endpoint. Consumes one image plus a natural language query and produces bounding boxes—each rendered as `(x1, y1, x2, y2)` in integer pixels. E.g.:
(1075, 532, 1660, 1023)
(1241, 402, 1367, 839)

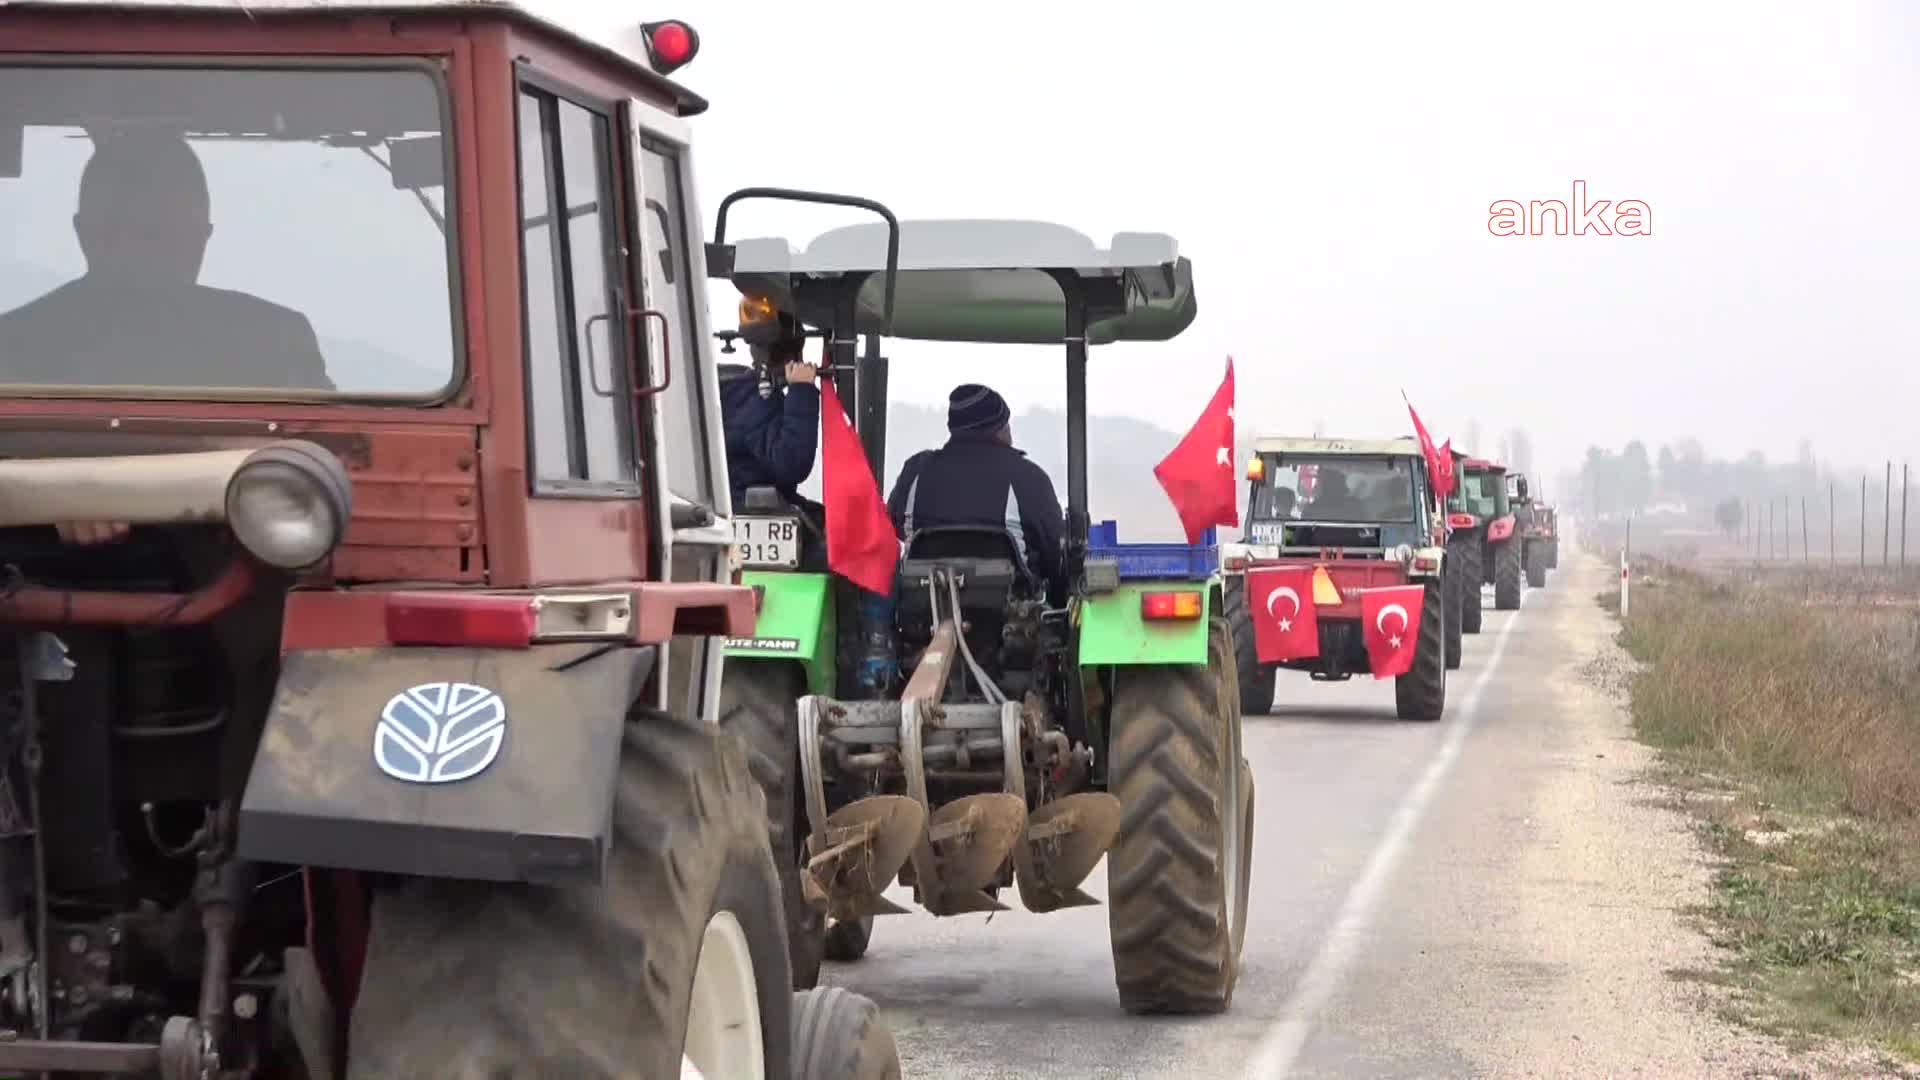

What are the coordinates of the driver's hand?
(56, 521, 131, 545)
(784, 360, 816, 386)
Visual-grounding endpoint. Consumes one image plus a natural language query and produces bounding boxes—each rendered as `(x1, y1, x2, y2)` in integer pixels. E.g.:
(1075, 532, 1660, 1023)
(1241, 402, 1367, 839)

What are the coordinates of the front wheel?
(1525, 541, 1548, 588)
(1441, 558, 1463, 671)
(1224, 580, 1275, 716)
(1107, 618, 1253, 1014)
(1394, 578, 1448, 721)
(347, 709, 793, 1079)
(792, 986, 901, 1080)
(1453, 536, 1484, 634)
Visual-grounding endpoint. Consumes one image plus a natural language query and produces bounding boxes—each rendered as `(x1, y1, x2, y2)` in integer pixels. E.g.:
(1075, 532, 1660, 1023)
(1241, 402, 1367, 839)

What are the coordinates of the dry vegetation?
(1608, 561, 1920, 1064)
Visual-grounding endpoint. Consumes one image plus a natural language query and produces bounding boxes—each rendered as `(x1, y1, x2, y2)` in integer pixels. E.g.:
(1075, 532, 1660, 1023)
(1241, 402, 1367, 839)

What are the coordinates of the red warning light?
(641, 20, 699, 75)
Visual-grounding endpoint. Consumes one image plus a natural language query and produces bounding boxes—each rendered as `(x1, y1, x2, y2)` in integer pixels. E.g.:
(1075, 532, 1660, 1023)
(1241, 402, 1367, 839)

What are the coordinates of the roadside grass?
(1612, 566, 1920, 1064)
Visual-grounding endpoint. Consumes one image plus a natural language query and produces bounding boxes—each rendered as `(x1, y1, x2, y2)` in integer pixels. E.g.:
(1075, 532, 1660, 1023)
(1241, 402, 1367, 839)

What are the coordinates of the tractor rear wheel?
(1107, 617, 1253, 1014)
(347, 708, 793, 1079)
(792, 986, 902, 1080)
(1547, 538, 1559, 569)
(1526, 542, 1548, 588)
(721, 660, 826, 989)
(1441, 558, 1463, 671)
(1453, 535, 1484, 634)
(1493, 537, 1522, 610)
(1224, 580, 1275, 716)
(1394, 578, 1448, 722)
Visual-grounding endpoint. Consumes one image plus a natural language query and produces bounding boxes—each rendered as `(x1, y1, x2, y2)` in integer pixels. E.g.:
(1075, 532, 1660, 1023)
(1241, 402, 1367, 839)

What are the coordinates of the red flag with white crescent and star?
(1359, 584, 1425, 679)
(1153, 357, 1238, 544)
(1247, 565, 1319, 662)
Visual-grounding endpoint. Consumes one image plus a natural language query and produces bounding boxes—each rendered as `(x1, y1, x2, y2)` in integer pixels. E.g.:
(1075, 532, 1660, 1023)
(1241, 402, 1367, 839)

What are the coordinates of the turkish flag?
(1154, 358, 1238, 544)
(1405, 398, 1454, 500)
(818, 377, 898, 595)
(1247, 566, 1319, 662)
(1359, 585, 1425, 679)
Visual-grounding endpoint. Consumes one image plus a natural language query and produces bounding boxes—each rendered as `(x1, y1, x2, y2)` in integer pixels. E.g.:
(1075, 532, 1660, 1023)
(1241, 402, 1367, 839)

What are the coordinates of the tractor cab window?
(1252, 455, 1419, 524)
(1458, 471, 1507, 518)
(0, 64, 457, 397)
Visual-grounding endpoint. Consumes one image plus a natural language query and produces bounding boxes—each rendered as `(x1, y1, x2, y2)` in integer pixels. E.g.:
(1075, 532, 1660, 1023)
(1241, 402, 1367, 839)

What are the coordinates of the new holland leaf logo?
(374, 682, 507, 784)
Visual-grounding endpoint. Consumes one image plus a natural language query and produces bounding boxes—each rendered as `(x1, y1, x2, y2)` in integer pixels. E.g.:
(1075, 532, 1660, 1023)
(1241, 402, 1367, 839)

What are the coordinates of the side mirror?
(387, 135, 445, 190)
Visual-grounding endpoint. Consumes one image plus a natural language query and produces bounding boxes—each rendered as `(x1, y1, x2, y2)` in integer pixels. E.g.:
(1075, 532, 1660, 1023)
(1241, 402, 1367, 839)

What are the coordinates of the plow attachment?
(912, 793, 1028, 915)
(805, 795, 926, 922)
(1013, 792, 1121, 912)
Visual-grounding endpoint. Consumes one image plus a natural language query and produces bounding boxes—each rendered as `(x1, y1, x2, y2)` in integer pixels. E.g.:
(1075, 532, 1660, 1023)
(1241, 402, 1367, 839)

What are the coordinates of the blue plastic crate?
(1086, 520, 1219, 580)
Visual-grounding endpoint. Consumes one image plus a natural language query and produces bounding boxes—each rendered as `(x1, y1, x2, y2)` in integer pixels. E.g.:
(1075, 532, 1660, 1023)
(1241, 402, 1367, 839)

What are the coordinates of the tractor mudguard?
(237, 643, 654, 886)
(1486, 515, 1517, 542)
(1077, 581, 1213, 666)
(725, 570, 835, 693)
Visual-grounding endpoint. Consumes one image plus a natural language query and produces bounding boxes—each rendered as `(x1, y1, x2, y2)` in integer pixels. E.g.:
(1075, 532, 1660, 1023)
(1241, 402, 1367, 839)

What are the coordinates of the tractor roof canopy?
(1252, 436, 1423, 458)
(1462, 457, 1506, 473)
(721, 219, 1196, 346)
(2, 0, 709, 114)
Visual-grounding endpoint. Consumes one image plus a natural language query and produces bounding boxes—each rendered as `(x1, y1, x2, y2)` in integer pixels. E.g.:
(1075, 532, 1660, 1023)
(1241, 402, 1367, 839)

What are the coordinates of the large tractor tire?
(1452, 535, 1484, 634)
(792, 986, 902, 1080)
(823, 916, 874, 962)
(1526, 541, 1548, 589)
(1107, 617, 1253, 1014)
(1441, 558, 1463, 672)
(348, 709, 794, 1080)
(1224, 579, 1276, 716)
(1394, 578, 1448, 722)
(721, 661, 827, 989)
(1546, 538, 1560, 569)
(1493, 537, 1523, 611)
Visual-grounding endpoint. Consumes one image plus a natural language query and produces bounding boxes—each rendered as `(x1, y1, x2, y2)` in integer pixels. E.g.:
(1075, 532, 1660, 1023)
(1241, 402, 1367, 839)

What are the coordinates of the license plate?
(733, 515, 800, 569)
(1250, 521, 1287, 545)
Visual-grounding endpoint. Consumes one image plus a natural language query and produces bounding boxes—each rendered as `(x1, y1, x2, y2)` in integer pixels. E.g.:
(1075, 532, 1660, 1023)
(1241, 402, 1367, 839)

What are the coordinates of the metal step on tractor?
(1446, 454, 1525, 623)
(1219, 437, 1458, 721)
(0, 5, 896, 1077)
(712, 218, 1256, 1014)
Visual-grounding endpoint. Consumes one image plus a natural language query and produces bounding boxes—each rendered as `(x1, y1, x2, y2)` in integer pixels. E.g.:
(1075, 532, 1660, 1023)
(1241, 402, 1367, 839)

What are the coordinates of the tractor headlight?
(1394, 543, 1414, 565)
(225, 442, 352, 570)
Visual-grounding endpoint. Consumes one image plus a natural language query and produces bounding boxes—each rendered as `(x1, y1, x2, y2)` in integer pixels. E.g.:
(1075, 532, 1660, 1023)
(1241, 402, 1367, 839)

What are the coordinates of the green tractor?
(714, 212, 1254, 1013)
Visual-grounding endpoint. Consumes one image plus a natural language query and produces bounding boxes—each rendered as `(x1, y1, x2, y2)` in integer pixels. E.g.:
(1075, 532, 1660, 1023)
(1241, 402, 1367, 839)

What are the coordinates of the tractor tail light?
(1141, 590, 1204, 621)
(1412, 555, 1441, 572)
(388, 595, 536, 648)
(640, 19, 700, 75)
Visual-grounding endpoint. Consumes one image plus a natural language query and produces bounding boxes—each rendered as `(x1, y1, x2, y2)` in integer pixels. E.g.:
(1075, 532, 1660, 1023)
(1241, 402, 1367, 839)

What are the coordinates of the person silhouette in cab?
(0, 133, 333, 391)
(887, 384, 1066, 599)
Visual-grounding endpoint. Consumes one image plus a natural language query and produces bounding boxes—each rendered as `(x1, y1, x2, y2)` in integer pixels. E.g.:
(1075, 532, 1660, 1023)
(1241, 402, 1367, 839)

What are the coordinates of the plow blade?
(913, 793, 1028, 916)
(1013, 792, 1122, 913)
(806, 795, 926, 922)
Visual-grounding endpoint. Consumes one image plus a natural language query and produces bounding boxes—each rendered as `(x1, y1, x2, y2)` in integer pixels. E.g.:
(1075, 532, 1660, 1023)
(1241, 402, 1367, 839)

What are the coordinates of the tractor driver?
(718, 307, 825, 564)
(887, 384, 1066, 600)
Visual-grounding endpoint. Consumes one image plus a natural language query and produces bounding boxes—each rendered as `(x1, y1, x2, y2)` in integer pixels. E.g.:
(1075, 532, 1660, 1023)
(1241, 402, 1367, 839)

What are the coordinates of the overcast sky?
(573, 0, 1919, 485)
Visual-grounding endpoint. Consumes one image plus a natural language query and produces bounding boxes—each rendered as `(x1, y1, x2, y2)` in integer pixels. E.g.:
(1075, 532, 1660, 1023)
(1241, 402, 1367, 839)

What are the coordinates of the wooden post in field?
(1902, 463, 1909, 572)
(1830, 481, 1836, 567)
(1802, 496, 1809, 564)
(1885, 461, 1893, 568)
(1620, 514, 1632, 618)
(1861, 475, 1868, 568)
(1783, 495, 1791, 560)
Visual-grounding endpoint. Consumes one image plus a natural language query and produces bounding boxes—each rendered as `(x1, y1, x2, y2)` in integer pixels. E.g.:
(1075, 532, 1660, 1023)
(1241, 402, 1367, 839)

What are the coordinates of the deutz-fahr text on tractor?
(1220, 437, 1458, 721)
(0, 4, 894, 1076)
(713, 219, 1256, 1014)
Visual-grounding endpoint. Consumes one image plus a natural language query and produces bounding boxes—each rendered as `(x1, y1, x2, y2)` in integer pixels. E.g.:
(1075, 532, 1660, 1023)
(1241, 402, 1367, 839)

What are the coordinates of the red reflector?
(1141, 590, 1203, 621)
(387, 595, 536, 648)
(1413, 555, 1441, 572)
(642, 20, 698, 72)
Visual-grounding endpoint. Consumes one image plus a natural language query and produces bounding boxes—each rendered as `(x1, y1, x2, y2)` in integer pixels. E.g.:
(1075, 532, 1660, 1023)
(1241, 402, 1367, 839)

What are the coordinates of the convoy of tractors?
(0, 3, 1554, 1077)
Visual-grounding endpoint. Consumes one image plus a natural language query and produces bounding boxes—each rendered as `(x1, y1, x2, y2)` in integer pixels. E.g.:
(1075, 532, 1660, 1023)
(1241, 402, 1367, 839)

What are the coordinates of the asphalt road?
(819, 550, 1757, 1078)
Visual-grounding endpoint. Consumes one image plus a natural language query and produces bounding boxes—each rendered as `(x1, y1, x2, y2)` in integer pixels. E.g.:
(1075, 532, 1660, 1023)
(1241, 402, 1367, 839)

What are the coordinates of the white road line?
(1244, 600, 1527, 1080)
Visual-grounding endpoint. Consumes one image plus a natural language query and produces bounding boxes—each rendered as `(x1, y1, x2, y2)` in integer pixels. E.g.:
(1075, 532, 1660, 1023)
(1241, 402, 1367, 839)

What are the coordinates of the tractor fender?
(237, 643, 654, 886)
(1486, 515, 1517, 543)
(1077, 580, 1214, 666)
(724, 570, 835, 694)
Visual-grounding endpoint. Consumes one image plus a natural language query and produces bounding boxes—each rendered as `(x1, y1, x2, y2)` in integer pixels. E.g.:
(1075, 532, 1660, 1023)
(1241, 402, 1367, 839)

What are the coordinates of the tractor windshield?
(1252, 454, 1419, 524)
(1458, 470, 1508, 518)
(0, 63, 456, 398)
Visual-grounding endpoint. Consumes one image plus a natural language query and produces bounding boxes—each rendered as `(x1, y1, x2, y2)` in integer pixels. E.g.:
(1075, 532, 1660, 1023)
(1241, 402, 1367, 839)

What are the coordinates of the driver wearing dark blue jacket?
(719, 330, 820, 509)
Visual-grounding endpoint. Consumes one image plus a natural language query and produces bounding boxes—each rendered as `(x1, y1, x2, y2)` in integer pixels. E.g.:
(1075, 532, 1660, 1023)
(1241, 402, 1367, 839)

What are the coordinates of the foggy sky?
(566, 0, 1920, 483)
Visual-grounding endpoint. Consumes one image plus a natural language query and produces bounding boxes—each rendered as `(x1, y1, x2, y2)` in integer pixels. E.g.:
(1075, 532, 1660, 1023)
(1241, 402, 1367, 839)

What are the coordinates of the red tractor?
(0, 3, 896, 1076)
(1445, 455, 1524, 628)
(1221, 437, 1458, 721)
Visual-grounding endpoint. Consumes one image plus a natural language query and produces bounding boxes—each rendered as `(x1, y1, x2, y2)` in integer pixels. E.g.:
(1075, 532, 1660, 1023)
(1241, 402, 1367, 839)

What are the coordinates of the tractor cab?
(1450, 456, 1512, 526)
(709, 217, 1255, 1016)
